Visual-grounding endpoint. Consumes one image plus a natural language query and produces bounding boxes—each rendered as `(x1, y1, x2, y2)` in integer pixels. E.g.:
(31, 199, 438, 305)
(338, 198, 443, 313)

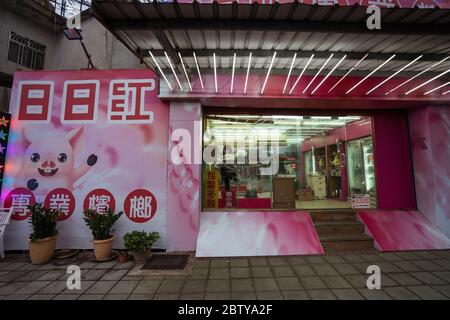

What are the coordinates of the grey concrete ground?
(1, 250, 450, 300)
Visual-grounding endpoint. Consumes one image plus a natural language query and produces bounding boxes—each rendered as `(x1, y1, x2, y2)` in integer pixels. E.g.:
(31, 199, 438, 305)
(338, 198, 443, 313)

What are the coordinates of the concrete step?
(319, 234, 375, 253)
(315, 221, 365, 236)
(310, 210, 356, 222)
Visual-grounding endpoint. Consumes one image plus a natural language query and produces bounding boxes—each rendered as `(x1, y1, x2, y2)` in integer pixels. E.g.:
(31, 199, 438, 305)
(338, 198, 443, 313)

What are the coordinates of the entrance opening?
(202, 114, 376, 210)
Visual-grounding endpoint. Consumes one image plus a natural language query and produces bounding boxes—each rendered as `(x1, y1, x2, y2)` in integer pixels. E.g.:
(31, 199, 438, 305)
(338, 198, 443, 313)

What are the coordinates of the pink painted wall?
(372, 112, 416, 209)
(409, 106, 450, 238)
(166, 102, 202, 251)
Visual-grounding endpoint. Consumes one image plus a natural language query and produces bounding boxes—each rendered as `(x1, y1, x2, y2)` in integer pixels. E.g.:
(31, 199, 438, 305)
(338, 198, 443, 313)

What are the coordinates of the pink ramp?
(357, 210, 450, 252)
(196, 211, 324, 257)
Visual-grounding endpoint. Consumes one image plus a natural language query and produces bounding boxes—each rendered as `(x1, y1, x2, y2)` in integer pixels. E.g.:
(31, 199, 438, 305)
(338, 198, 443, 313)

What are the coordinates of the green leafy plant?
(123, 231, 160, 253)
(28, 203, 60, 242)
(83, 208, 123, 240)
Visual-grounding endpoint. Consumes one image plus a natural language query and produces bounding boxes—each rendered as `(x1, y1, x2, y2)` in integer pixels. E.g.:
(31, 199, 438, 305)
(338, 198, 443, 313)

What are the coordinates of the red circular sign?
(124, 189, 157, 223)
(4, 188, 36, 221)
(83, 188, 116, 213)
(44, 188, 75, 221)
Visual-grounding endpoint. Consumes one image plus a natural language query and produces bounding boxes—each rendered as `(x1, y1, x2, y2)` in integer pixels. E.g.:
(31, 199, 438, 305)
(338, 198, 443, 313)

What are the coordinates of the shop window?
(7, 31, 46, 70)
(201, 114, 377, 210)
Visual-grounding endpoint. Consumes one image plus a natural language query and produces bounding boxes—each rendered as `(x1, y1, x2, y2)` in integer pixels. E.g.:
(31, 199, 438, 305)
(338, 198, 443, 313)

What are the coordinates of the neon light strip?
(244, 52, 252, 94)
(311, 55, 346, 95)
(283, 52, 297, 94)
(405, 68, 450, 95)
(231, 52, 236, 93)
(213, 52, 218, 93)
(328, 53, 368, 93)
(178, 52, 192, 91)
(164, 52, 183, 90)
(149, 51, 172, 91)
(346, 54, 396, 94)
(193, 51, 205, 92)
(288, 54, 314, 95)
(385, 56, 450, 95)
(303, 54, 334, 94)
(366, 55, 422, 95)
(424, 81, 450, 95)
(261, 51, 277, 94)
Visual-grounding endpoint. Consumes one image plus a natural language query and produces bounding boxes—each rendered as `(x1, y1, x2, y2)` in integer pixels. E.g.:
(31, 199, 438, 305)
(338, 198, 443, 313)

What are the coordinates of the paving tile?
(351, 262, 371, 274)
(94, 261, 118, 269)
(249, 257, 268, 267)
(292, 265, 316, 277)
(434, 259, 450, 269)
(209, 268, 229, 279)
(231, 279, 254, 292)
(343, 254, 365, 263)
(37, 263, 59, 271)
(332, 288, 364, 300)
(100, 269, 128, 281)
(299, 276, 327, 290)
(432, 271, 450, 283)
(394, 252, 422, 260)
(360, 254, 384, 262)
(230, 258, 249, 267)
(253, 278, 279, 291)
(358, 288, 392, 300)
(78, 261, 99, 269)
(109, 280, 139, 294)
(103, 293, 130, 300)
(344, 275, 367, 289)
(133, 280, 162, 294)
(85, 281, 117, 294)
(79, 294, 105, 300)
(1, 262, 29, 271)
(230, 267, 250, 279)
(189, 268, 209, 280)
(409, 272, 447, 285)
(61, 280, 95, 294)
(432, 285, 450, 298)
(389, 273, 423, 286)
(122, 275, 144, 281)
(15, 281, 51, 295)
(81, 269, 108, 281)
(377, 261, 403, 273)
(256, 290, 283, 300)
(323, 255, 346, 264)
(393, 261, 424, 272)
(204, 292, 230, 300)
(38, 281, 69, 294)
(37, 270, 66, 281)
(433, 251, 450, 259)
(380, 253, 403, 262)
(19, 270, 49, 282)
(179, 293, 204, 300)
(276, 277, 303, 290)
(182, 280, 207, 293)
(143, 275, 166, 281)
(1, 270, 31, 282)
(380, 274, 399, 287)
(287, 256, 308, 265)
(251, 266, 273, 278)
(272, 265, 295, 277)
(192, 259, 211, 269)
(53, 293, 80, 300)
(113, 262, 135, 270)
(206, 279, 230, 293)
(333, 264, 360, 275)
(411, 260, 444, 271)
(210, 259, 229, 268)
(312, 264, 339, 276)
(407, 285, 447, 300)
(157, 279, 185, 293)
(305, 256, 326, 264)
(307, 289, 337, 300)
(231, 291, 257, 300)
(384, 287, 420, 300)
(268, 257, 289, 266)
(322, 276, 352, 289)
(153, 293, 179, 300)
(3, 294, 31, 300)
(28, 294, 55, 300)
(282, 290, 310, 300)
(128, 293, 154, 300)
(412, 251, 441, 260)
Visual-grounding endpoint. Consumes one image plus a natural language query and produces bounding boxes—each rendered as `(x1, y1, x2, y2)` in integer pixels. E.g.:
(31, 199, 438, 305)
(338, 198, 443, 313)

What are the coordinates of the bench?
(0, 208, 13, 258)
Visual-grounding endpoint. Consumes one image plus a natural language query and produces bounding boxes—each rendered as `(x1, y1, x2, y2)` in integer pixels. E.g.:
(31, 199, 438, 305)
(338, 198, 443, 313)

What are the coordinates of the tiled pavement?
(1, 250, 450, 300)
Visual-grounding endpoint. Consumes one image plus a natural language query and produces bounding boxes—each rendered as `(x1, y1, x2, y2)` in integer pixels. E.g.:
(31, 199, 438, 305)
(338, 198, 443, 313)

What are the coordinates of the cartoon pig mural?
(14, 126, 97, 197)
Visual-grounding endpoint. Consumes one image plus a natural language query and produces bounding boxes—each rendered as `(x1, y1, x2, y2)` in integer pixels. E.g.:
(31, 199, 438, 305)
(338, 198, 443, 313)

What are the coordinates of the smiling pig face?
(14, 127, 97, 197)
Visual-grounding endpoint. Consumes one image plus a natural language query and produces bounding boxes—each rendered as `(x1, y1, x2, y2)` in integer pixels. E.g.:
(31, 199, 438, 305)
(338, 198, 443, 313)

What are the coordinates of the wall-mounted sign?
(204, 169, 219, 208)
(351, 194, 371, 209)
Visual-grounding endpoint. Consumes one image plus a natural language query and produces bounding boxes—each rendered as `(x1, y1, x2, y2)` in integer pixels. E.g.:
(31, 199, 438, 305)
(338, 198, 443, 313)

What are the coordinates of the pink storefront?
(1, 1, 450, 256)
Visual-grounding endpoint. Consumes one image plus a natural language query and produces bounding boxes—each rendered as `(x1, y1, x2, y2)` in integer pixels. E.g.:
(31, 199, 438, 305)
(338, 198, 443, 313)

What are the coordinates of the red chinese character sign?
(4, 188, 36, 221)
(124, 189, 157, 223)
(1, 69, 169, 250)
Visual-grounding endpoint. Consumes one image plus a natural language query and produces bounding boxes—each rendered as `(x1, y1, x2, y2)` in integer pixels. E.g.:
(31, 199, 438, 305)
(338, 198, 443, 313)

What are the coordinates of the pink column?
(166, 102, 202, 251)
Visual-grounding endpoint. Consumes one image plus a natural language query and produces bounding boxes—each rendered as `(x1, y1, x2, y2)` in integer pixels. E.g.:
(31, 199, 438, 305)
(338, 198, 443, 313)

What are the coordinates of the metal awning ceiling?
(92, 0, 450, 95)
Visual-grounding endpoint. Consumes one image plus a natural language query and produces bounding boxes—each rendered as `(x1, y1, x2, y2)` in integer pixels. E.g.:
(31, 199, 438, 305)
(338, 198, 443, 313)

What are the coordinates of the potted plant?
(123, 230, 160, 263)
(83, 208, 122, 260)
(28, 203, 60, 265)
(118, 251, 129, 263)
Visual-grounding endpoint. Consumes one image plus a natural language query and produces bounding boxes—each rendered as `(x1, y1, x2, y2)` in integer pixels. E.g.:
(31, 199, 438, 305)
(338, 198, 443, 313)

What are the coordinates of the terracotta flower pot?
(132, 250, 150, 263)
(118, 252, 128, 263)
(93, 236, 114, 260)
(28, 235, 58, 265)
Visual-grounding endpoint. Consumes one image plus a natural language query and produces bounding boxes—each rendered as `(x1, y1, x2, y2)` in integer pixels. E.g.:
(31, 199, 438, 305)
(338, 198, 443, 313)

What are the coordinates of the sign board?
(1, 69, 169, 250)
(204, 169, 219, 208)
(351, 194, 371, 209)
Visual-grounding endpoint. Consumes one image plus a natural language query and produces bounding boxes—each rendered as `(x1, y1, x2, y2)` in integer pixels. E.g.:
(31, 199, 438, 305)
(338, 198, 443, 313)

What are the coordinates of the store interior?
(202, 114, 377, 210)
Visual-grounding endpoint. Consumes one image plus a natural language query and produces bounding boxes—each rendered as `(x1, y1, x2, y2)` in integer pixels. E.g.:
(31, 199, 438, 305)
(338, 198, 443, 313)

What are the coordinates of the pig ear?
(65, 127, 84, 154)
(17, 127, 33, 152)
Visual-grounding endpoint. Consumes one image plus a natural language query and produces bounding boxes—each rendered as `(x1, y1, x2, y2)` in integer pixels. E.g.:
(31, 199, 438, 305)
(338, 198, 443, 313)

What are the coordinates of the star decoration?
(0, 130, 7, 141)
(0, 117, 9, 127)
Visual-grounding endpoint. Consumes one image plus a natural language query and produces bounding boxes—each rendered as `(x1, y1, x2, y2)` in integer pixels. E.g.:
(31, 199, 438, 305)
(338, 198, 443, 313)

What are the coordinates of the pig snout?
(42, 160, 56, 168)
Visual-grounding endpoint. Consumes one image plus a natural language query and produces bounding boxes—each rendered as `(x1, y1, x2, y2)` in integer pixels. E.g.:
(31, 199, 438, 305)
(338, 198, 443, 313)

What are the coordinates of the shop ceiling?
(92, 0, 450, 99)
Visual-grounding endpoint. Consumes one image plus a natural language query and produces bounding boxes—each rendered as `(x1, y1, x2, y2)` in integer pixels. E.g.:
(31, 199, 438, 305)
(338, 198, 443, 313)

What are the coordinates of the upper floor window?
(7, 31, 46, 70)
